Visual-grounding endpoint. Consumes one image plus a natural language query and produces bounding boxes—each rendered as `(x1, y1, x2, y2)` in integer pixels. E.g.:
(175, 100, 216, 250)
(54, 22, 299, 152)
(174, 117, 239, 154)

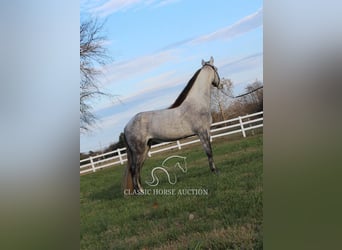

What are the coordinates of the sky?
(80, 0, 263, 153)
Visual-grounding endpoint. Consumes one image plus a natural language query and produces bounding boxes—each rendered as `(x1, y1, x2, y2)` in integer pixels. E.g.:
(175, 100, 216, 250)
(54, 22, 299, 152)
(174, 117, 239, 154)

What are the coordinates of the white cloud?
(97, 8, 262, 89)
(97, 108, 133, 130)
(191, 8, 263, 45)
(95, 0, 140, 15)
(124, 71, 185, 99)
(93, 70, 186, 112)
(99, 49, 179, 86)
(164, 8, 263, 50)
(92, 0, 180, 17)
(219, 52, 263, 74)
(154, 0, 180, 8)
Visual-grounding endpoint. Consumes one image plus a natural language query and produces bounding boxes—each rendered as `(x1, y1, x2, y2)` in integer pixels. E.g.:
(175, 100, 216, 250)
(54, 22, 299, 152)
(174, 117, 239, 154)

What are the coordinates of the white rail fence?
(80, 111, 263, 175)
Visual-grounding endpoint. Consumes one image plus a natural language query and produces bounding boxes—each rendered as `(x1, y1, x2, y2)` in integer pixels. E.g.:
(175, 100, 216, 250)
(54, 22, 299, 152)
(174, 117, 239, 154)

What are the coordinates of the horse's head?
(202, 56, 222, 89)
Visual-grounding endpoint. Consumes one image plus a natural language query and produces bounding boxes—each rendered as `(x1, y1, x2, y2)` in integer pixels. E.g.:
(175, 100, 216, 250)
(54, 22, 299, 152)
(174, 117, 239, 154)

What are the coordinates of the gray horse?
(123, 57, 222, 194)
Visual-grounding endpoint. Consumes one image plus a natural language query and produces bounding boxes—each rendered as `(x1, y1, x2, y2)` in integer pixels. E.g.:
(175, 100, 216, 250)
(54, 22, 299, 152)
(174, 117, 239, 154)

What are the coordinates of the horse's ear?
(201, 59, 205, 66)
(210, 56, 214, 64)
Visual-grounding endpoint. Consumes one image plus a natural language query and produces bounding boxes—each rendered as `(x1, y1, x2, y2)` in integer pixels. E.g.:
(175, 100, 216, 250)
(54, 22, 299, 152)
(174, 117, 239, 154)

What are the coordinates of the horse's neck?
(181, 70, 212, 110)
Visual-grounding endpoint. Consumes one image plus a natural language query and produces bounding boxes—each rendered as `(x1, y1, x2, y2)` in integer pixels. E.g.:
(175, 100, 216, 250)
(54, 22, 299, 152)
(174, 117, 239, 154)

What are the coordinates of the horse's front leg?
(198, 130, 219, 174)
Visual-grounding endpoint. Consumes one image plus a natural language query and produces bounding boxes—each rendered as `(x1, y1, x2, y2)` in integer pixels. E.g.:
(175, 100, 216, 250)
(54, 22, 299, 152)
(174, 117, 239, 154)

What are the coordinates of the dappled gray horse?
(123, 57, 222, 194)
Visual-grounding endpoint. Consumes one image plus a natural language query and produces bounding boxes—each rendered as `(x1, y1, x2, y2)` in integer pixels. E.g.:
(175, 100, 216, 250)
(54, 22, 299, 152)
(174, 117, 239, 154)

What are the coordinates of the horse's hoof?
(133, 189, 144, 195)
(212, 169, 220, 175)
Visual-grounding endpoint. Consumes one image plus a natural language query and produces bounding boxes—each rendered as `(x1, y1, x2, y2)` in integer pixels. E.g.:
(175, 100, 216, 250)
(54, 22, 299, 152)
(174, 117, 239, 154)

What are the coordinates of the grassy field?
(80, 134, 263, 249)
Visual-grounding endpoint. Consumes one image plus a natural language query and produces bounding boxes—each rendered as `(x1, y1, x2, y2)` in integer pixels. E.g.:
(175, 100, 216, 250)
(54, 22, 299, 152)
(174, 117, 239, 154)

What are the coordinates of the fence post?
(89, 156, 96, 172)
(239, 116, 246, 138)
(148, 151, 151, 157)
(176, 140, 182, 150)
(117, 148, 124, 165)
(248, 117, 255, 135)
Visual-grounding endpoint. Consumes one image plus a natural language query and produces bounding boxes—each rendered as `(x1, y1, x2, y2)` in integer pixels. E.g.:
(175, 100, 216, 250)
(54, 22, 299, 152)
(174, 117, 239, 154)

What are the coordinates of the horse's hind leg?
(130, 140, 149, 194)
(123, 146, 134, 193)
(128, 149, 140, 193)
(198, 130, 218, 174)
(135, 144, 150, 193)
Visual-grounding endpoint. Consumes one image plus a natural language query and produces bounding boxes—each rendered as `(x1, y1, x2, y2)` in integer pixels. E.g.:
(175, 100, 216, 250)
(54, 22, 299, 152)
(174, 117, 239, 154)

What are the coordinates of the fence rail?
(80, 111, 263, 175)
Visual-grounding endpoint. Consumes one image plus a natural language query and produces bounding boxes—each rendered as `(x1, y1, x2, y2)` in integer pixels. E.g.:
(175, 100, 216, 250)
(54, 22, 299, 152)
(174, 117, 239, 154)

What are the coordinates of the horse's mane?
(168, 68, 201, 109)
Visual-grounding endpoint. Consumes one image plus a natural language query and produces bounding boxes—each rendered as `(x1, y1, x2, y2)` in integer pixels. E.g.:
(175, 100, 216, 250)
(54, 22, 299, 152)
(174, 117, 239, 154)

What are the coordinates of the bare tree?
(211, 78, 233, 121)
(80, 18, 111, 132)
(211, 79, 263, 121)
(242, 80, 263, 113)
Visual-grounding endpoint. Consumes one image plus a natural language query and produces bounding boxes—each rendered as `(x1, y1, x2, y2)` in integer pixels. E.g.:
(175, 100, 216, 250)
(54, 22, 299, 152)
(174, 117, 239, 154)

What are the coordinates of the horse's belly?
(149, 118, 194, 141)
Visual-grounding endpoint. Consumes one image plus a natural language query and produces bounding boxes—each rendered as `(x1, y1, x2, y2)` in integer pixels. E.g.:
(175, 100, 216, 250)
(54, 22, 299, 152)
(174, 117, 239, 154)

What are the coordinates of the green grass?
(81, 134, 263, 249)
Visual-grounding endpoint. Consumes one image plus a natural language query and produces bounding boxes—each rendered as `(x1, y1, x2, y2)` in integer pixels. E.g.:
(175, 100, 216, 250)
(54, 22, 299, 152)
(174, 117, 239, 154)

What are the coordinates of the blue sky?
(80, 0, 263, 153)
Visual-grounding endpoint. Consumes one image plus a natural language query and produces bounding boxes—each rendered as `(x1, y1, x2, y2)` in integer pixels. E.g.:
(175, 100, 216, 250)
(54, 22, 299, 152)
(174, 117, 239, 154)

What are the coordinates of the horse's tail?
(123, 132, 134, 194)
